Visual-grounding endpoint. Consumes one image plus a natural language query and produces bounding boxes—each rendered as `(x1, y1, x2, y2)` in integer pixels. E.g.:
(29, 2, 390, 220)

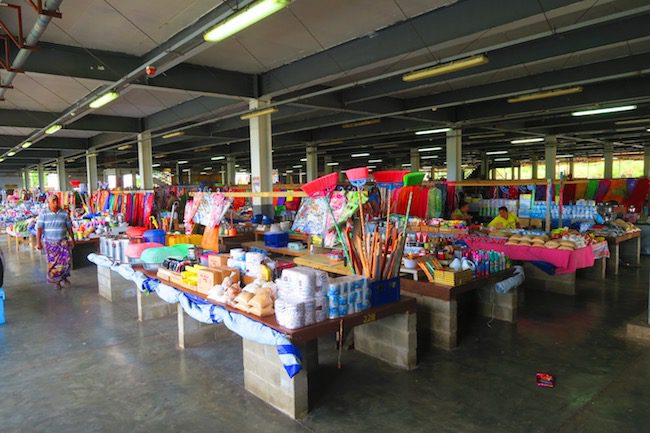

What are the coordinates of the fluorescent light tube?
(418, 147, 442, 152)
(507, 86, 582, 103)
(415, 128, 451, 135)
(45, 124, 62, 135)
(510, 138, 544, 144)
(326, 162, 339, 166)
(300, 158, 307, 162)
(292, 165, 302, 168)
(572, 105, 637, 116)
(7, 151, 16, 156)
(178, 160, 189, 164)
(117, 145, 131, 151)
(204, 0, 290, 42)
(162, 131, 184, 139)
(486, 150, 508, 155)
(421, 155, 438, 160)
(403, 55, 488, 82)
(402, 163, 411, 167)
(89, 91, 119, 109)
(152, 163, 161, 168)
(240, 107, 278, 120)
(494, 157, 511, 162)
(351, 153, 370, 157)
(211, 156, 226, 161)
(21, 141, 32, 149)
(368, 159, 383, 163)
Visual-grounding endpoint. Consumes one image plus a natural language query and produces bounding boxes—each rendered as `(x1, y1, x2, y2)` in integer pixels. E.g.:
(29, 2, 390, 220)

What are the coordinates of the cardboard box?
(208, 254, 230, 269)
(169, 272, 184, 286)
(197, 269, 222, 294)
(156, 268, 172, 281)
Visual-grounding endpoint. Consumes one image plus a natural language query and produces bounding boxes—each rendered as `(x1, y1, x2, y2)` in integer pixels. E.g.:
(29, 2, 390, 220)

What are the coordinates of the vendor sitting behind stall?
(488, 206, 520, 229)
(451, 202, 472, 224)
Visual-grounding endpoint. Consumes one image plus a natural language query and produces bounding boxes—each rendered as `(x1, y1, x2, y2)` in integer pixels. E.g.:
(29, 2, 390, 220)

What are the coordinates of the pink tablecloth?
(462, 239, 595, 274)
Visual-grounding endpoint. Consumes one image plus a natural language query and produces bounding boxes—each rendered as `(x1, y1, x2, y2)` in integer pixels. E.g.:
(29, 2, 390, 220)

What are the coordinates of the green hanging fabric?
(584, 180, 599, 200)
(427, 187, 442, 218)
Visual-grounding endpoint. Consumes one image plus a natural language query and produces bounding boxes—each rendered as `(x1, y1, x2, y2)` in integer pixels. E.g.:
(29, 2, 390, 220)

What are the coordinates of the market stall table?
(139, 267, 417, 419)
(71, 238, 100, 269)
(293, 254, 352, 276)
(401, 269, 515, 349)
(606, 231, 641, 275)
(241, 240, 310, 258)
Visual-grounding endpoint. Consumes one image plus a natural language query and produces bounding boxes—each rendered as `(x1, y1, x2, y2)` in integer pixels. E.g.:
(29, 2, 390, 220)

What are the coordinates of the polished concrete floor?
(1, 238, 650, 433)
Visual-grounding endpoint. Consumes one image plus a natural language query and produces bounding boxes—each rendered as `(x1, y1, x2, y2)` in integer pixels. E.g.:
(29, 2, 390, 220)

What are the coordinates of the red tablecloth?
(462, 239, 596, 274)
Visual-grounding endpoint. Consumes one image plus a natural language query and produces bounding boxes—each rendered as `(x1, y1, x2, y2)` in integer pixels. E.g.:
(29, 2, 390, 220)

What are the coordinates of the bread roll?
(558, 246, 575, 251)
(545, 241, 559, 248)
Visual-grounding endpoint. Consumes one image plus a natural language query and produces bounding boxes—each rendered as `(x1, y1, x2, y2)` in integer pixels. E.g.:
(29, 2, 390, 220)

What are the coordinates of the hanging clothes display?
(602, 179, 627, 203)
(574, 182, 588, 200)
(562, 183, 576, 205)
(427, 187, 442, 218)
(595, 180, 612, 203)
(625, 178, 650, 210)
(584, 180, 600, 200)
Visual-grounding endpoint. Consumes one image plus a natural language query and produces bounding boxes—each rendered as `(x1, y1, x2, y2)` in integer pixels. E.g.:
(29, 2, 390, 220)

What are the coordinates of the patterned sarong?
(45, 239, 71, 284)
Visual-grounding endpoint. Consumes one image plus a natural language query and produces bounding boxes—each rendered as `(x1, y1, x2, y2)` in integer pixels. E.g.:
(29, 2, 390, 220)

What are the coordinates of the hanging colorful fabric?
(563, 183, 576, 205)
(602, 179, 627, 203)
(584, 180, 599, 200)
(202, 225, 220, 251)
(574, 181, 587, 200)
(594, 180, 611, 203)
(625, 178, 650, 210)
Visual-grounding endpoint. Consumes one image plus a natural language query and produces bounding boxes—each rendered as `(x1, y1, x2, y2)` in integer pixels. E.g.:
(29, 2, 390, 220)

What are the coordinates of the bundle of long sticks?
(343, 221, 405, 280)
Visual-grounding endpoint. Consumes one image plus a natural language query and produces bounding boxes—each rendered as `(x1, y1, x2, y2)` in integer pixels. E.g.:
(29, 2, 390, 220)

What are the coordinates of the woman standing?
(36, 195, 75, 289)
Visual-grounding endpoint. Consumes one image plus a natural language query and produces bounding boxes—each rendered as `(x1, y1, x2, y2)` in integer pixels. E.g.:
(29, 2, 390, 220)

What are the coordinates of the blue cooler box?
(264, 232, 289, 248)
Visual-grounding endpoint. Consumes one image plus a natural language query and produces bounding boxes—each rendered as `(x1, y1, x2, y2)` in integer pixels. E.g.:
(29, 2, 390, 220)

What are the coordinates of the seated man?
(451, 202, 472, 224)
(488, 206, 519, 229)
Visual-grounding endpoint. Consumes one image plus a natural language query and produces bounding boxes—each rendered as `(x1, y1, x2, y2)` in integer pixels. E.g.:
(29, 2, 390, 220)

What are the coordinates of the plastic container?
(125, 242, 164, 259)
(369, 277, 400, 307)
(126, 226, 148, 242)
(143, 229, 166, 245)
(264, 231, 289, 248)
(0, 288, 5, 325)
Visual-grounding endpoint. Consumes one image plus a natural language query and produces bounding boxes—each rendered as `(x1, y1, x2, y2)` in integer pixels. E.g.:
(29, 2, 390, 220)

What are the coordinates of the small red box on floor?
(536, 372, 556, 388)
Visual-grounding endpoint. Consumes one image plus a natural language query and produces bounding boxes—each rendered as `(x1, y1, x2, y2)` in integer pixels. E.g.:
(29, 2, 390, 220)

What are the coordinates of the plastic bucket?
(143, 229, 166, 245)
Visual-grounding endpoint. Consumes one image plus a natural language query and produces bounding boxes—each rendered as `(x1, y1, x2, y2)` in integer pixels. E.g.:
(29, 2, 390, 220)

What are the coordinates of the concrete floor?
(1, 239, 650, 433)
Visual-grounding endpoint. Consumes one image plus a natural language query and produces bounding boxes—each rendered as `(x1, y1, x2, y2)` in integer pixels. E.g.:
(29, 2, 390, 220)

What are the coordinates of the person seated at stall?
(488, 206, 520, 229)
(451, 202, 472, 224)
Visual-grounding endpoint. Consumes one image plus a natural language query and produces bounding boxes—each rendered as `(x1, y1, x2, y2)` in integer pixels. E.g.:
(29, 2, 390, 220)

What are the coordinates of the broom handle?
(393, 191, 414, 278)
(386, 189, 391, 227)
(357, 188, 366, 244)
(324, 196, 354, 274)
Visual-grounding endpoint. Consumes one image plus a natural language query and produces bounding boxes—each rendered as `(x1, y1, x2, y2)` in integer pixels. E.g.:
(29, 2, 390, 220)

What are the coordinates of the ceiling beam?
(0, 135, 87, 150)
(260, 0, 582, 95)
(0, 108, 140, 133)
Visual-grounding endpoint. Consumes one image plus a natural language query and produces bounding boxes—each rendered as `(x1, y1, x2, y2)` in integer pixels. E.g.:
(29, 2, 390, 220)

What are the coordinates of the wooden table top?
(137, 266, 415, 344)
(293, 254, 353, 276)
(242, 241, 310, 257)
(400, 268, 515, 302)
(606, 231, 641, 244)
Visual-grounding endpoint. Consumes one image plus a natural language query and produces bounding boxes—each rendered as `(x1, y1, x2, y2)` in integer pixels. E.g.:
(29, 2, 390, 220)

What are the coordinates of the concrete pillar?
(226, 156, 236, 185)
(86, 149, 98, 194)
(409, 148, 420, 172)
(604, 143, 614, 180)
(569, 158, 575, 178)
(175, 163, 182, 185)
(644, 146, 650, 178)
(306, 144, 318, 181)
(57, 157, 67, 191)
(545, 136, 557, 180)
(324, 155, 333, 174)
(480, 151, 489, 180)
(446, 128, 462, 181)
(137, 131, 154, 190)
(37, 164, 45, 191)
(20, 169, 27, 189)
(248, 99, 273, 215)
(510, 164, 515, 180)
(531, 155, 538, 179)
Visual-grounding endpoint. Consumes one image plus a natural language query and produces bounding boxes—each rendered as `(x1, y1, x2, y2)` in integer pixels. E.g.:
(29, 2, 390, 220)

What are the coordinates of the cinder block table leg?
(522, 262, 576, 295)
(136, 289, 176, 321)
(177, 304, 227, 349)
(620, 237, 641, 267)
(97, 266, 137, 302)
(353, 312, 417, 369)
(242, 339, 318, 419)
(478, 284, 519, 323)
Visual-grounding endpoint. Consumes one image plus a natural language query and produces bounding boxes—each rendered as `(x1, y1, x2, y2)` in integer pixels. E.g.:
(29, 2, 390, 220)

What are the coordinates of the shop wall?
(0, 175, 23, 189)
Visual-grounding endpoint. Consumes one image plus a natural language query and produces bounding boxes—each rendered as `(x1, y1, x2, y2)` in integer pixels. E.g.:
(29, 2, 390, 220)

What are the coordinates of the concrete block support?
(177, 304, 227, 349)
(86, 149, 98, 194)
(243, 339, 317, 419)
(136, 289, 176, 321)
(97, 265, 136, 302)
(404, 292, 458, 349)
(354, 312, 417, 369)
(249, 99, 274, 216)
(409, 148, 420, 172)
(477, 284, 521, 323)
(138, 131, 154, 190)
(522, 262, 576, 295)
(446, 128, 462, 181)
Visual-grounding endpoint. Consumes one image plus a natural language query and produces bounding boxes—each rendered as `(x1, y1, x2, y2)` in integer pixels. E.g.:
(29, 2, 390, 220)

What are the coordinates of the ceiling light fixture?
(351, 152, 370, 157)
(402, 163, 412, 167)
(152, 163, 161, 168)
(342, 118, 381, 128)
(240, 107, 279, 120)
(292, 165, 302, 168)
(402, 55, 489, 82)
(300, 158, 307, 162)
(162, 131, 185, 139)
(494, 157, 511, 162)
(178, 160, 189, 165)
(211, 156, 226, 161)
(368, 165, 377, 169)
(45, 124, 62, 135)
(117, 144, 131, 151)
(7, 151, 16, 157)
(572, 105, 637, 116)
(415, 128, 451, 136)
(89, 90, 120, 109)
(368, 159, 383, 163)
(486, 150, 508, 155)
(418, 147, 443, 152)
(326, 162, 339, 166)
(21, 141, 32, 149)
(557, 154, 574, 158)
(203, 0, 290, 42)
(507, 86, 583, 103)
(421, 155, 438, 160)
(510, 137, 544, 144)
(0, 158, 5, 162)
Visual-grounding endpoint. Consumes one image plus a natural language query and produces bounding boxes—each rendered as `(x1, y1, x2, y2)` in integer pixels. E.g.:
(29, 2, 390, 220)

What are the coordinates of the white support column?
(57, 157, 67, 192)
(20, 169, 27, 189)
(604, 143, 614, 180)
(644, 145, 650, 178)
(510, 164, 515, 180)
(37, 164, 45, 191)
(306, 144, 318, 181)
(175, 163, 182, 185)
(138, 131, 154, 190)
(531, 155, 538, 179)
(226, 156, 236, 185)
(545, 136, 557, 180)
(86, 149, 98, 194)
(248, 99, 274, 215)
(324, 155, 333, 174)
(446, 128, 462, 181)
(409, 148, 420, 172)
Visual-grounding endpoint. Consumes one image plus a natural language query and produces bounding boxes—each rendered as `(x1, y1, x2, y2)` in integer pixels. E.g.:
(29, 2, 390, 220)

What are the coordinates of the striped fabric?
(37, 209, 72, 241)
